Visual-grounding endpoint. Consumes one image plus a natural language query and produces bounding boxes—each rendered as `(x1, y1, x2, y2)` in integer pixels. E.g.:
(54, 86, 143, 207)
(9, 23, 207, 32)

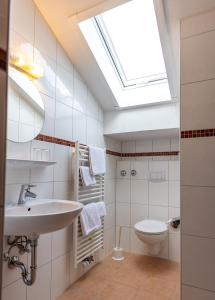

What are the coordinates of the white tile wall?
(136, 139, 152, 152)
(116, 203, 130, 227)
(72, 109, 87, 144)
(2, 0, 113, 299)
(27, 263, 51, 300)
(40, 94, 55, 137)
(181, 9, 215, 39)
(103, 226, 116, 257)
(121, 141, 136, 153)
(131, 204, 148, 226)
(116, 179, 130, 203)
(182, 235, 215, 292)
(149, 161, 169, 180)
(56, 64, 74, 107)
(149, 181, 168, 206)
(104, 203, 115, 230)
(131, 161, 148, 179)
(10, 0, 35, 43)
(181, 9, 215, 299)
(86, 91, 99, 119)
(54, 101, 73, 141)
(86, 116, 98, 146)
(116, 161, 131, 179)
(73, 76, 87, 113)
(130, 228, 145, 254)
(3, 1, 182, 298)
(103, 140, 118, 257)
(169, 233, 180, 262)
(35, 9, 57, 60)
(182, 285, 215, 300)
(53, 144, 72, 182)
(2, 280, 26, 300)
(104, 179, 115, 204)
(148, 205, 168, 221)
(116, 140, 180, 262)
(105, 136, 121, 153)
(34, 51, 56, 99)
(51, 253, 70, 299)
(52, 226, 73, 259)
(181, 79, 215, 130)
(181, 137, 215, 187)
(181, 30, 215, 84)
(131, 180, 148, 205)
(170, 138, 180, 152)
(153, 138, 171, 152)
(37, 233, 52, 267)
(169, 181, 180, 207)
(181, 186, 215, 238)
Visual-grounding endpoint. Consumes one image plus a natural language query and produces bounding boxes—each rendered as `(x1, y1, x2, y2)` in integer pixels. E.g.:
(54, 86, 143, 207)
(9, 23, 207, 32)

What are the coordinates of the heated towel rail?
(73, 142, 105, 268)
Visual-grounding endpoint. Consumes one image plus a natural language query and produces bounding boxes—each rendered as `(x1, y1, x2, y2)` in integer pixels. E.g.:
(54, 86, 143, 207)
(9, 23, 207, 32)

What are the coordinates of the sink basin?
(4, 199, 83, 237)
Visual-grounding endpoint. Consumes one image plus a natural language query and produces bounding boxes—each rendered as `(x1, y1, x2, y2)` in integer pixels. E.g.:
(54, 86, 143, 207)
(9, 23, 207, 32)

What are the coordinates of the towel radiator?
(73, 142, 105, 268)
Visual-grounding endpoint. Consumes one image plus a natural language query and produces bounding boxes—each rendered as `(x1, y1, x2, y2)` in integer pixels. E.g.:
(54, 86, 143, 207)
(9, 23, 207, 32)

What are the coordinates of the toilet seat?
(134, 219, 167, 235)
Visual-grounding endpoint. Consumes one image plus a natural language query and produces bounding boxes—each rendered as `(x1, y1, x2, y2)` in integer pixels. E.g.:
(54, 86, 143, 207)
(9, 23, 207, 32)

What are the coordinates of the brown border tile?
(35, 134, 75, 147)
(181, 129, 215, 138)
(106, 149, 122, 157)
(122, 151, 179, 157)
(35, 134, 179, 157)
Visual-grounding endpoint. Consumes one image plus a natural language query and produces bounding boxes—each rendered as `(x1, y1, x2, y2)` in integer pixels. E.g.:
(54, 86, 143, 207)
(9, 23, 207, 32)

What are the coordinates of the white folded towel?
(89, 146, 106, 176)
(80, 166, 96, 187)
(96, 201, 107, 218)
(80, 203, 102, 236)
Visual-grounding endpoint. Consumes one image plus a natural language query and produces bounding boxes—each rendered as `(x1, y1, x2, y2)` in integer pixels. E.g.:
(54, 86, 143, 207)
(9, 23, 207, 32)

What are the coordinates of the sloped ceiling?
(34, 0, 129, 110)
(34, 0, 215, 111)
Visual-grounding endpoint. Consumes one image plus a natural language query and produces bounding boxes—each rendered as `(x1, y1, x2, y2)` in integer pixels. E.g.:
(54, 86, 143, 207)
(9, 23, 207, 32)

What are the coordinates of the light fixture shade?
(10, 53, 44, 79)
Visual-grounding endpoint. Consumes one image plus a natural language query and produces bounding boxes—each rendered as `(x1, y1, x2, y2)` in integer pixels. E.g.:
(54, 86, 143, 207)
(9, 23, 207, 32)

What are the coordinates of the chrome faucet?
(18, 184, 37, 205)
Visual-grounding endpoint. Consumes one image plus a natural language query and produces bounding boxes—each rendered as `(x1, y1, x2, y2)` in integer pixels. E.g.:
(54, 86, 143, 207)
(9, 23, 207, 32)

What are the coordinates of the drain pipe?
(12, 239, 37, 286)
(5, 237, 38, 286)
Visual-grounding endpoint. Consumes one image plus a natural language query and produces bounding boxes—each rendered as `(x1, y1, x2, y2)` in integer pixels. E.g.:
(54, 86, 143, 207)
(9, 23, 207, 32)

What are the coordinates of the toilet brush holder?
(112, 226, 124, 261)
(112, 246, 124, 261)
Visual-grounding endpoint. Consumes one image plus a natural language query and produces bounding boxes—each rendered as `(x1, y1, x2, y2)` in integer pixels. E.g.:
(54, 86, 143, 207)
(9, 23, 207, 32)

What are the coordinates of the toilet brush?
(112, 226, 124, 261)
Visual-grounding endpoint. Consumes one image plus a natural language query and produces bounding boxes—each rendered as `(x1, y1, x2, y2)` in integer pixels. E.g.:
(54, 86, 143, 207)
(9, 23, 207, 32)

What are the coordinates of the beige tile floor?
(58, 252, 180, 300)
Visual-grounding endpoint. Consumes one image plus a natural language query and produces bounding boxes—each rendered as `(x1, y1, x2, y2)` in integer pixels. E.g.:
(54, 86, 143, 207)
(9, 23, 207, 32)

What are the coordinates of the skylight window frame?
(93, 14, 168, 90)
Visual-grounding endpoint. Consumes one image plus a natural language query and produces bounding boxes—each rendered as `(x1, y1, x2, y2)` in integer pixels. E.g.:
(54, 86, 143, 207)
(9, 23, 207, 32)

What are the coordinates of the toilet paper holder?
(167, 217, 180, 229)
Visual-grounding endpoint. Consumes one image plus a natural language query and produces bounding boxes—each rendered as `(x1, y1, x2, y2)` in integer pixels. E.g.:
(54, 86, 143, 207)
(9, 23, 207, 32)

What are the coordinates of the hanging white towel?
(80, 166, 96, 187)
(89, 146, 106, 175)
(96, 201, 107, 218)
(80, 203, 102, 236)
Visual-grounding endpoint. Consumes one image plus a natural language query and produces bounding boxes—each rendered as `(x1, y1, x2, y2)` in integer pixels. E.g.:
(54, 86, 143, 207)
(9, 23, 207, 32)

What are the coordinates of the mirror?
(7, 67, 45, 143)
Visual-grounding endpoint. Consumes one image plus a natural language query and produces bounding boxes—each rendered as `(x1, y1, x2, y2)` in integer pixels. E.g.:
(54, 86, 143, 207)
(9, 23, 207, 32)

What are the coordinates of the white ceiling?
(34, 0, 215, 111)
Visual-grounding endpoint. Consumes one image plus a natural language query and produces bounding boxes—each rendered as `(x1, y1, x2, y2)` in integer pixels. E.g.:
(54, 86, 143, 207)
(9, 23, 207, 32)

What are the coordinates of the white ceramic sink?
(4, 199, 83, 237)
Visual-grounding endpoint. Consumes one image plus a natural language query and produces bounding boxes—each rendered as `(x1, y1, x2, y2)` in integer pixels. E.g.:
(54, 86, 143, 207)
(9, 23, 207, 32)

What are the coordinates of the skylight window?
(79, 0, 172, 107)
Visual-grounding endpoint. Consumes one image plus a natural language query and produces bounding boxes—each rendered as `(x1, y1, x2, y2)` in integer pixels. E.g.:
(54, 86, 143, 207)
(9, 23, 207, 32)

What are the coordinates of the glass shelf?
(7, 158, 56, 168)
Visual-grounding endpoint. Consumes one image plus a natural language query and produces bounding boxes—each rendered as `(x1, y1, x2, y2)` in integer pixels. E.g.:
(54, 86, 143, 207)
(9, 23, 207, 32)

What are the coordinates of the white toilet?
(134, 219, 168, 255)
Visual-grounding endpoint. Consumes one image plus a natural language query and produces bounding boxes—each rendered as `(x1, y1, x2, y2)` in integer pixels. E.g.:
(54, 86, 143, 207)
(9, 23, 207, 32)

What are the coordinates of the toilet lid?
(134, 219, 167, 235)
